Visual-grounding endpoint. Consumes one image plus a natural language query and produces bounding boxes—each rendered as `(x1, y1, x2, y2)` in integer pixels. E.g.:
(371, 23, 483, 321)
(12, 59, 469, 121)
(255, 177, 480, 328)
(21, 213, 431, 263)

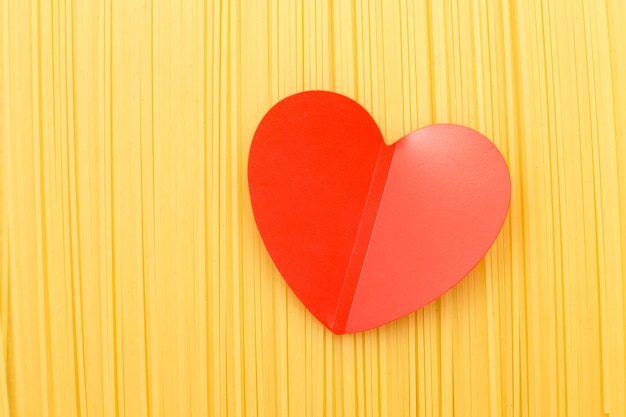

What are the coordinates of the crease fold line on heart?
(332, 144, 396, 334)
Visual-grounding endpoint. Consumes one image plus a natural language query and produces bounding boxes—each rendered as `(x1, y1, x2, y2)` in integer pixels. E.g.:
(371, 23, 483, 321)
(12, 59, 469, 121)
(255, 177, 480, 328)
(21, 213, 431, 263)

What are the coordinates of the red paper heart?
(248, 91, 511, 334)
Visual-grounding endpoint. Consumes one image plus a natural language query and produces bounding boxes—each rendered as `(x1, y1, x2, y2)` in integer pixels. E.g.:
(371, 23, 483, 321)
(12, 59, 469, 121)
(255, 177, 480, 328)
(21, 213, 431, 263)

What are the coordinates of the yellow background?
(2, 0, 626, 416)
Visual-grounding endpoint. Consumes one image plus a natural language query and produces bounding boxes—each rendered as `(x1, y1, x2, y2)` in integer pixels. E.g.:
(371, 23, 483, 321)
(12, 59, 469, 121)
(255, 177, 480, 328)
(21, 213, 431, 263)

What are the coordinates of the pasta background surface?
(1, 0, 625, 416)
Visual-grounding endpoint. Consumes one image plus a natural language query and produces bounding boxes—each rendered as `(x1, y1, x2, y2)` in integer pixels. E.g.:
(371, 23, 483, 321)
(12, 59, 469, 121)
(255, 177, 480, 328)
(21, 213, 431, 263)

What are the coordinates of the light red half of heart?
(248, 91, 511, 334)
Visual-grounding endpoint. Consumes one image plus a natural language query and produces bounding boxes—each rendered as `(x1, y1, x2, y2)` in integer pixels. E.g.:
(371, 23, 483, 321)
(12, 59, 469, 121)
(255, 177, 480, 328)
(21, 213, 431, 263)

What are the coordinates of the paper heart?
(248, 91, 511, 334)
